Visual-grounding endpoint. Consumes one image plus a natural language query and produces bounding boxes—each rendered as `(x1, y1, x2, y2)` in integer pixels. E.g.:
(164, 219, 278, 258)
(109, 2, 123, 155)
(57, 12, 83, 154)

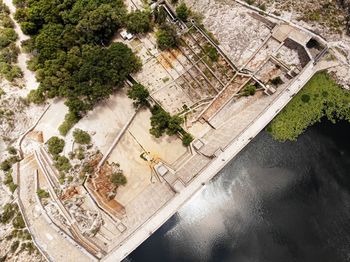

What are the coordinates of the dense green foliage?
(54, 155, 71, 173)
(14, 0, 142, 133)
(156, 25, 178, 50)
(240, 85, 256, 96)
(127, 83, 150, 107)
(73, 129, 91, 144)
(268, 72, 350, 141)
(0, 1, 22, 82)
(110, 172, 127, 186)
(149, 105, 193, 146)
(182, 133, 193, 146)
(126, 10, 151, 34)
(47, 136, 65, 155)
(176, 3, 190, 21)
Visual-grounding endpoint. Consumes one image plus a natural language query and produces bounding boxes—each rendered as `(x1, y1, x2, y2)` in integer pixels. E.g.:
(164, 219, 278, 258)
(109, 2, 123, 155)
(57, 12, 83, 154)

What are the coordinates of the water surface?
(127, 120, 350, 262)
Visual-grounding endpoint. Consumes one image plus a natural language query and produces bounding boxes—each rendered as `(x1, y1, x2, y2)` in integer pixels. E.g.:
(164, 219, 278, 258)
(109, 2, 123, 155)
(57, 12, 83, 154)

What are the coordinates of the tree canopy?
(176, 3, 190, 21)
(127, 83, 150, 107)
(15, 0, 142, 134)
(73, 129, 91, 144)
(126, 10, 152, 34)
(47, 136, 65, 155)
(156, 25, 178, 50)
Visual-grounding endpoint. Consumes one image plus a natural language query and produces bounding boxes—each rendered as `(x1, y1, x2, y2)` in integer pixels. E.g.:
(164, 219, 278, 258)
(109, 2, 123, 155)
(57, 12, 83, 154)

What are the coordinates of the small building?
(193, 139, 204, 151)
(120, 30, 134, 40)
(155, 163, 169, 177)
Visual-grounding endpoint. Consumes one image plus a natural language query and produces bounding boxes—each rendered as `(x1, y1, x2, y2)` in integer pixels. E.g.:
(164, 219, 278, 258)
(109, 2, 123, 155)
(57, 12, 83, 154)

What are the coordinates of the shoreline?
(103, 62, 317, 261)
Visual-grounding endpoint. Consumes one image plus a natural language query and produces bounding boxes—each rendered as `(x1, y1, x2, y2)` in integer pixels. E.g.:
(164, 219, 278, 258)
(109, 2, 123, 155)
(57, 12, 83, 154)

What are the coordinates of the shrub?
(37, 189, 49, 199)
(270, 76, 283, 86)
(0, 203, 16, 224)
(58, 112, 80, 136)
(301, 94, 310, 103)
(54, 156, 71, 173)
(10, 240, 19, 253)
(0, 28, 17, 48)
(241, 85, 256, 96)
(176, 3, 190, 21)
(0, 159, 11, 171)
(12, 214, 25, 229)
(73, 129, 91, 144)
(7, 146, 17, 155)
(111, 172, 127, 186)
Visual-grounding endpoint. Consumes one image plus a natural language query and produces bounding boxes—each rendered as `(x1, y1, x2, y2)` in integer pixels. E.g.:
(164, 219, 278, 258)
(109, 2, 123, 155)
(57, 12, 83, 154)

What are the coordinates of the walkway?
(17, 154, 95, 262)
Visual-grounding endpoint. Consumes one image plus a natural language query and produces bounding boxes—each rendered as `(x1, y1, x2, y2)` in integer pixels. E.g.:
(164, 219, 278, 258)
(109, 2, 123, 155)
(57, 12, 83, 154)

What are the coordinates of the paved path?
(103, 62, 316, 261)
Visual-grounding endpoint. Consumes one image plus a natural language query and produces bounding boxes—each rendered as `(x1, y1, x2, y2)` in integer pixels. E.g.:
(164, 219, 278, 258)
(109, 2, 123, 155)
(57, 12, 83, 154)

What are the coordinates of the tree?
(54, 155, 71, 173)
(154, 6, 167, 25)
(167, 115, 183, 135)
(110, 172, 127, 186)
(176, 3, 190, 21)
(126, 11, 152, 34)
(73, 129, 91, 144)
(156, 25, 178, 50)
(47, 136, 65, 155)
(127, 83, 150, 107)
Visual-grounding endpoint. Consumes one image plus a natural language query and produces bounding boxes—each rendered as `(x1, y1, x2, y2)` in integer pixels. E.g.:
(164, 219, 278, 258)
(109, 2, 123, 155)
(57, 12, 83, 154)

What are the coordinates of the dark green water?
(126, 120, 350, 262)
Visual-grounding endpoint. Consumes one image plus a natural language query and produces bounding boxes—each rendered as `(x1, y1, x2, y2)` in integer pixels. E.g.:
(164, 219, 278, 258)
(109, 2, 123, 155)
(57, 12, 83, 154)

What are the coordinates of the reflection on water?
(127, 121, 350, 262)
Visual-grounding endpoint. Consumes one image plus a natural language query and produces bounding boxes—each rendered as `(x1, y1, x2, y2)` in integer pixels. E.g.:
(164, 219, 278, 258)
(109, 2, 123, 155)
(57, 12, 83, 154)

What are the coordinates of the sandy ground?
(185, 0, 271, 67)
(34, 99, 68, 142)
(64, 88, 135, 155)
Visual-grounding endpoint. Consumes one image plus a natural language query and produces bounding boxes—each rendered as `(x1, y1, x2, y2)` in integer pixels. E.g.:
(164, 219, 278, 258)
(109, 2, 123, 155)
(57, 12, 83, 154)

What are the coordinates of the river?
(126, 120, 350, 262)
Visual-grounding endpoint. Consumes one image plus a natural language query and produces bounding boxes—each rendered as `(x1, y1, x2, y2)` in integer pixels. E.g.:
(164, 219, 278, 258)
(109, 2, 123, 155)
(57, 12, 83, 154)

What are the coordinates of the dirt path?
(3, 0, 39, 94)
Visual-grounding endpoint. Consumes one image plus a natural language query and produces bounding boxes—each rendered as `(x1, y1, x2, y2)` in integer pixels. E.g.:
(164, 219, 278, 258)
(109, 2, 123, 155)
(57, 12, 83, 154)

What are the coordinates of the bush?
(37, 189, 49, 199)
(110, 172, 127, 186)
(12, 214, 25, 229)
(27, 88, 45, 104)
(58, 112, 80, 136)
(176, 3, 190, 21)
(54, 156, 71, 173)
(0, 62, 22, 81)
(301, 94, 310, 103)
(156, 25, 178, 50)
(73, 129, 91, 144)
(7, 146, 17, 155)
(182, 133, 193, 146)
(10, 240, 19, 253)
(241, 85, 256, 96)
(0, 28, 17, 48)
(0, 159, 11, 171)
(47, 136, 65, 155)
(0, 203, 16, 224)
(270, 76, 283, 86)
